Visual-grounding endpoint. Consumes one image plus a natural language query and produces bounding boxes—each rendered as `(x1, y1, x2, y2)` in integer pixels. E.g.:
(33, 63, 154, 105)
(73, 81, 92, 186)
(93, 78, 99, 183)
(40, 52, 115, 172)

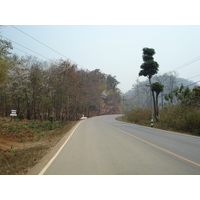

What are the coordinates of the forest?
(0, 37, 122, 121)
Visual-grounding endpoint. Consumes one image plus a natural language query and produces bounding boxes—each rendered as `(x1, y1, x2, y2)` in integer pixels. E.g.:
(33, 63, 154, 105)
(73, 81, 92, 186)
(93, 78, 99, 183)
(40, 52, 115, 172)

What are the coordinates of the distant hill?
(126, 77, 198, 96)
(124, 76, 199, 112)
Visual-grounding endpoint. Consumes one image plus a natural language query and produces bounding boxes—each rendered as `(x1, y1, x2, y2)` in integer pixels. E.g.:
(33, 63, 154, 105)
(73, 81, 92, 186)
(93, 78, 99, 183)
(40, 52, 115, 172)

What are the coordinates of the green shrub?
(125, 108, 151, 125)
(159, 105, 200, 135)
(8, 125, 15, 132)
(48, 115, 54, 123)
(124, 105, 200, 136)
(2, 118, 6, 122)
(18, 113, 25, 120)
(184, 108, 200, 135)
(19, 139, 26, 143)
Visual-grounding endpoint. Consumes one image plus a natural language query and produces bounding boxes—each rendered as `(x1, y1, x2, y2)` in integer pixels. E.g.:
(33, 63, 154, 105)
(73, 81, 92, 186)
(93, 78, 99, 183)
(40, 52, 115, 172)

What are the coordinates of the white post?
(151, 88, 154, 127)
(10, 110, 17, 121)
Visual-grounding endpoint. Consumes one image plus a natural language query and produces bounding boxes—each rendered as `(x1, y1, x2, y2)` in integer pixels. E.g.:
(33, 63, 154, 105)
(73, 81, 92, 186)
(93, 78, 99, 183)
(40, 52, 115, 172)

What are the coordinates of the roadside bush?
(48, 115, 54, 123)
(123, 105, 200, 136)
(125, 108, 151, 125)
(18, 113, 25, 120)
(159, 105, 200, 135)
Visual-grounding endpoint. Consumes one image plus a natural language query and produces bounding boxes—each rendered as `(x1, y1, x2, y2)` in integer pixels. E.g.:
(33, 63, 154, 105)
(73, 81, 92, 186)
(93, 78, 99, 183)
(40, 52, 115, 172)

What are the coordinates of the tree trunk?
(149, 78, 157, 121)
(155, 93, 159, 121)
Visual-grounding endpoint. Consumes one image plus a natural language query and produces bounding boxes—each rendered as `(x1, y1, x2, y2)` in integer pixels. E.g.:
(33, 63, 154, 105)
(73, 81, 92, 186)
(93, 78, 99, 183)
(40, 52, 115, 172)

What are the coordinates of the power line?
(1, 35, 53, 61)
(186, 80, 200, 87)
(12, 46, 33, 56)
(11, 25, 67, 59)
(12, 46, 48, 60)
(173, 56, 200, 71)
(10, 25, 86, 69)
(159, 56, 200, 87)
(175, 74, 200, 85)
(162, 56, 200, 76)
(187, 74, 200, 80)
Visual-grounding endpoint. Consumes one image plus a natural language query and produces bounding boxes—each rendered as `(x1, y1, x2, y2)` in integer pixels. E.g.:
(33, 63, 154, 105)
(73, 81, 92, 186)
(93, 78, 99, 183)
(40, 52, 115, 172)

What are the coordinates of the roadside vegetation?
(0, 117, 77, 175)
(118, 105, 200, 136)
(119, 83, 200, 136)
(120, 47, 200, 136)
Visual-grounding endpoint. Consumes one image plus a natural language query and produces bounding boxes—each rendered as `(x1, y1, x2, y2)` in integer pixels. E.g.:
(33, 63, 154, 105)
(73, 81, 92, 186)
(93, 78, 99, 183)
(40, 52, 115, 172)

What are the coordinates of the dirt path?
(0, 138, 23, 149)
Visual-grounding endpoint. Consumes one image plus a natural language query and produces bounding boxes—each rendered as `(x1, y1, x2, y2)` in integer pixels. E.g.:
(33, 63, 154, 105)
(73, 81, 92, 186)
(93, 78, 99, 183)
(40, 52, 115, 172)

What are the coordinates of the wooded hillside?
(0, 38, 122, 120)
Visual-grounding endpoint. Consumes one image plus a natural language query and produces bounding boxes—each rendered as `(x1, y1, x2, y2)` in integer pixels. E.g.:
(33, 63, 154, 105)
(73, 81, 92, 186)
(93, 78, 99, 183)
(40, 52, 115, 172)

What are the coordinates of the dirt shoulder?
(0, 118, 77, 175)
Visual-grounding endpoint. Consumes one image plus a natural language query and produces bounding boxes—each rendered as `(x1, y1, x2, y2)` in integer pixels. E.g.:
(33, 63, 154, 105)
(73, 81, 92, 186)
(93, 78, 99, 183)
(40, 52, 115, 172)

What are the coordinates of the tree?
(154, 71, 178, 106)
(139, 47, 159, 121)
(106, 75, 119, 91)
(151, 82, 164, 119)
(192, 86, 200, 107)
(165, 85, 200, 108)
(127, 78, 151, 110)
(104, 75, 121, 114)
(139, 48, 159, 80)
(0, 38, 13, 84)
(0, 38, 13, 116)
(0, 50, 122, 120)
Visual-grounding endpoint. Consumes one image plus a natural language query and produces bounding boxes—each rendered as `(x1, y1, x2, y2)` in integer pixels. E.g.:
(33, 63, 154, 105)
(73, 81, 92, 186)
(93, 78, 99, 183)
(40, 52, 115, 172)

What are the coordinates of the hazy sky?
(1, 25, 200, 92)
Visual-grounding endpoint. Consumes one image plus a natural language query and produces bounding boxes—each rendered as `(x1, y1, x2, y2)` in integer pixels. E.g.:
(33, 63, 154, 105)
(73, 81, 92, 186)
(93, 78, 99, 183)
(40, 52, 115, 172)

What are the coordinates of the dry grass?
(0, 146, 48, 175)
(0, 118, 77, 175)
(117, 106, 200, 136)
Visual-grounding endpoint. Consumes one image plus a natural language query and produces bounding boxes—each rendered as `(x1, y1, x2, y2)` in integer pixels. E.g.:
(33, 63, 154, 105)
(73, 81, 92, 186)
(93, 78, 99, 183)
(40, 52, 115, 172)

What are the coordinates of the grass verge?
(0, 119, 77, 175)
(116, 106, 200, 136)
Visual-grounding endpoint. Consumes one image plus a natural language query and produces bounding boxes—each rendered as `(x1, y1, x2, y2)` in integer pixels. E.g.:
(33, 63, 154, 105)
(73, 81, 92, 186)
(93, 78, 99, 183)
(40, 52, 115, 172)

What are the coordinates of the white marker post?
(10, 110, 17, 121)
(150, 118, 153, 127)
(80, 114, 87, 120)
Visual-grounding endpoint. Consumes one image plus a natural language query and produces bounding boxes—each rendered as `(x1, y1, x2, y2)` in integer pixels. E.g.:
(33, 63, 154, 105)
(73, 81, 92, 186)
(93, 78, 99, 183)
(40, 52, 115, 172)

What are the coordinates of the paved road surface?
(37, 115, 200, 175)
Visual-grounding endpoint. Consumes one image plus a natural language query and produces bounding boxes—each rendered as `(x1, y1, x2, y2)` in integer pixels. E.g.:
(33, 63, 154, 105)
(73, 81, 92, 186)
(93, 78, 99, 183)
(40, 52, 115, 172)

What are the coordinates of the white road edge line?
(38, 121, 83, 175)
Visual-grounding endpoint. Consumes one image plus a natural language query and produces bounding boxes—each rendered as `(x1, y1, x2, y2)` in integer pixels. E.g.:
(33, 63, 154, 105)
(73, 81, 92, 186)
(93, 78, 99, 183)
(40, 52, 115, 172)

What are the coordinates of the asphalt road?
(39, 115, 200, 175)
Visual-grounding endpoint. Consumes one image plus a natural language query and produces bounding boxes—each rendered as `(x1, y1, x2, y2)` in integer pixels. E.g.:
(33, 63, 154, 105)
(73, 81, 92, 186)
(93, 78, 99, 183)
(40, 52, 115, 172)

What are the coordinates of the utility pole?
(145, 84, 154, 127)
(122, 96, 126, 116)
(150, 85, 154, 127)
